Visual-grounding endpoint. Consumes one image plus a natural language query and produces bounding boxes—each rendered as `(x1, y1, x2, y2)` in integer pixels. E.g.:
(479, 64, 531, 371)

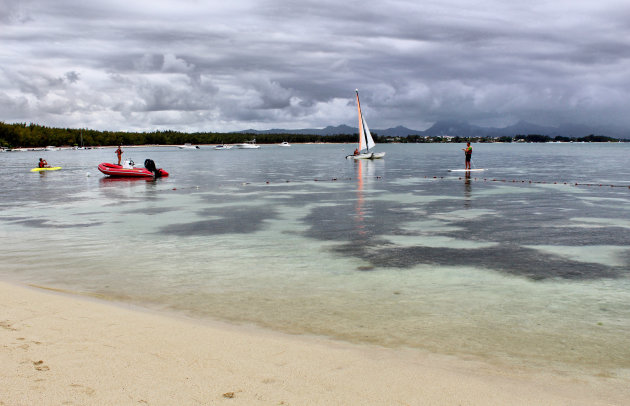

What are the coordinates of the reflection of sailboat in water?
(346, 90, 385, 160)
(353, 159, 380, 236)
(351, 159, 383, 271)
(354, 159, 367, 236)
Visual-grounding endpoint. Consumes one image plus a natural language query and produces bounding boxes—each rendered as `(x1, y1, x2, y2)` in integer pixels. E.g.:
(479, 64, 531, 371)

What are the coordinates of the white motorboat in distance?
(178, 143, 200, 149)
(234, 139, 261, 149)
(214, 144, 233, 150)
(278, 141, 291, 147)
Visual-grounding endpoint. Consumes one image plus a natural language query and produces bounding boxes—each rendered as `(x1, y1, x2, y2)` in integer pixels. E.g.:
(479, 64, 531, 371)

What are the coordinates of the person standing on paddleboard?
(462, 142, 472, 170)
(115, 145, 123, 165)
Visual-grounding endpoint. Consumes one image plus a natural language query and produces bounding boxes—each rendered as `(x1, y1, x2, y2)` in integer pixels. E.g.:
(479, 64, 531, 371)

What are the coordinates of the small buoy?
(172, 188, 177, 190)
(85, 172, 91, 177)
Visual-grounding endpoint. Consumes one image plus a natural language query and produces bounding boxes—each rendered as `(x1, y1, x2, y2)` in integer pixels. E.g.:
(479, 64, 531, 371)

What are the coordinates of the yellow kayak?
(31, 167, 62, 172)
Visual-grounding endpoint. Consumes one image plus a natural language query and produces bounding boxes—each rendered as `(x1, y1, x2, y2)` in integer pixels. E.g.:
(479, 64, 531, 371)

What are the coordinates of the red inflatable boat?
(98, 161, 169, 178)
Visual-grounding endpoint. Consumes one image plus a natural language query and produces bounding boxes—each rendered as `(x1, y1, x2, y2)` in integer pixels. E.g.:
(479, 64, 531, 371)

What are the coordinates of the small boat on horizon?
(214, 144, 233, 150)
(178, 143, 200, 149)
(234, 139, 261, 149)
(278, 141, 291, 147)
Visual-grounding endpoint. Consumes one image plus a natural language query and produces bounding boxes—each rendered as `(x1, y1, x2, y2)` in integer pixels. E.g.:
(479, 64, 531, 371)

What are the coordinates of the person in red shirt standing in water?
(115, 145, 123, 165)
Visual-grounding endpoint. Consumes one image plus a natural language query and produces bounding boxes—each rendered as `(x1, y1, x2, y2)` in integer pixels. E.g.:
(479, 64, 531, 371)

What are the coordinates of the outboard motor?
(144, 159, 162, 178)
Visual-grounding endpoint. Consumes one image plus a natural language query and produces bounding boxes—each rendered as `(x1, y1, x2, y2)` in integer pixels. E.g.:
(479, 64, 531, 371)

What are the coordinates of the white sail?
(361, 115, 376, 152)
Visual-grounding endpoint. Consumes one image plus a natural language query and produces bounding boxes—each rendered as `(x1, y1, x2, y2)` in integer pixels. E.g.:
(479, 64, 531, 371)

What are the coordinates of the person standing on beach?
(115, 145, 123, 165)
(462, 142, 472, 170)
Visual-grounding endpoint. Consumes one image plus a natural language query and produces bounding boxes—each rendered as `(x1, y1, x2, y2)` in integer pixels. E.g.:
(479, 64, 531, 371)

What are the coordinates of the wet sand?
(1, 280, 627, 405)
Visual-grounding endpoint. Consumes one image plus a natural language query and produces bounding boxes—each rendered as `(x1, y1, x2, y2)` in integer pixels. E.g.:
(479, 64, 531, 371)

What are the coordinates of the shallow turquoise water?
(1, 143, 629, 376)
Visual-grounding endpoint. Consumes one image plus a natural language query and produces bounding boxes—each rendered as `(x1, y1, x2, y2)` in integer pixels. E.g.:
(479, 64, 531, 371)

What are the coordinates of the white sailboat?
(76, 131, 86, 150)
(346, 90, 385, 160)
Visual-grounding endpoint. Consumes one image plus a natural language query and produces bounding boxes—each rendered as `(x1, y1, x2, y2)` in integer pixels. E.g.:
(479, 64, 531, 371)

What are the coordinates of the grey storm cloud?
(1, 0, 630, 133)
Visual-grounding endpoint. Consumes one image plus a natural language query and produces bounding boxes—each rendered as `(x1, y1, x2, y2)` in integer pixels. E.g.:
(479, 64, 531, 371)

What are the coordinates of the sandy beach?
(0, 281, 627, 405)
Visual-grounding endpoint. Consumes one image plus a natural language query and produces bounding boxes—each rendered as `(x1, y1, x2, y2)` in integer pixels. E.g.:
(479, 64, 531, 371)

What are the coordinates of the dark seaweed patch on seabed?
(333, 242, 624, 280)
(124, 206, 176, 215)
(301, 183, 629, 280)
(159, 206, 278, 236)
(0, 216, 32, 222)
(199, 182, 347, 208)
(13, 219, 103, 228)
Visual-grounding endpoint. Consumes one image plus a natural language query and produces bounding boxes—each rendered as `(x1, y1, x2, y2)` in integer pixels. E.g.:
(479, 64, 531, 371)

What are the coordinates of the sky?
(1, 0, 630, 133)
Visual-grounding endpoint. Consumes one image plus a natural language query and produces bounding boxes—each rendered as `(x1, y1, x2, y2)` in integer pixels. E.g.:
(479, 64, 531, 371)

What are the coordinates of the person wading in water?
(462, 142, 472, 170)
(115, 145, 123, 165)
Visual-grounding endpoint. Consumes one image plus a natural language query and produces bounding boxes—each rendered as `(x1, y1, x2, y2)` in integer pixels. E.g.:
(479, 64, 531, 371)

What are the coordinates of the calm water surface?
(1, 143, 629, 378)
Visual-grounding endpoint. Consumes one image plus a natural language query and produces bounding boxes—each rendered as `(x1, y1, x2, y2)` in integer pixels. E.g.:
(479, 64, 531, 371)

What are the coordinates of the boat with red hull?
(98, 162, 168, 178)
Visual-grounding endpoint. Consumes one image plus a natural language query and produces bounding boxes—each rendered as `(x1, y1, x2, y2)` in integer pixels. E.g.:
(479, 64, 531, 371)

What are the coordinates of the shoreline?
(4, 140, 629, 152)
(2, 280, 628, 405)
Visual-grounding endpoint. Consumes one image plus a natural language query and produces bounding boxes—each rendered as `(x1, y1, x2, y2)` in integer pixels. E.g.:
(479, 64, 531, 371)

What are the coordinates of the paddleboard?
(31, 167, 62, 172)
(447, 168, 486, 172)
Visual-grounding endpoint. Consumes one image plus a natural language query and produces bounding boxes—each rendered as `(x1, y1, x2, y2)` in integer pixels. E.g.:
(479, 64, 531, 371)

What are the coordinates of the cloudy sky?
(1, 0, 630, 132)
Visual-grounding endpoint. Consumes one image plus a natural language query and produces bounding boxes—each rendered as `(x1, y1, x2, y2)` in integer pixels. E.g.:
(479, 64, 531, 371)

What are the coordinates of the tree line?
(0, 122, 359, 148)
(0, 121, 624, 148)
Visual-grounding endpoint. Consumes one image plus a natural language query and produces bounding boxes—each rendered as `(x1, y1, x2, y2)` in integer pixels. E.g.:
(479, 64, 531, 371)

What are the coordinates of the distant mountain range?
(240, 120, 627, 139)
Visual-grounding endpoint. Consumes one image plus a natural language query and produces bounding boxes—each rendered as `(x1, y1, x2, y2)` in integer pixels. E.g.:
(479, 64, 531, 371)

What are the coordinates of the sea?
(1, 142, 629, 378)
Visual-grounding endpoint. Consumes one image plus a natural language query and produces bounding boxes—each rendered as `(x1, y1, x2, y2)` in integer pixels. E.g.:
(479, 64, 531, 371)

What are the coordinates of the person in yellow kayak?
(38, 158, 50, 168)
(462, 142, 472, 170)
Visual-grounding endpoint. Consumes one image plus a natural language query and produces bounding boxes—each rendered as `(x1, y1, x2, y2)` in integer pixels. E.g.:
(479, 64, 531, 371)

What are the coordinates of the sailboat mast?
(356, 90, 369, 152)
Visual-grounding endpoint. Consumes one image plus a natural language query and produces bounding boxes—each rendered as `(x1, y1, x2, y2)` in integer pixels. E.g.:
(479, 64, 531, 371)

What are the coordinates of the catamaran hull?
(346, 152, 386, 160)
